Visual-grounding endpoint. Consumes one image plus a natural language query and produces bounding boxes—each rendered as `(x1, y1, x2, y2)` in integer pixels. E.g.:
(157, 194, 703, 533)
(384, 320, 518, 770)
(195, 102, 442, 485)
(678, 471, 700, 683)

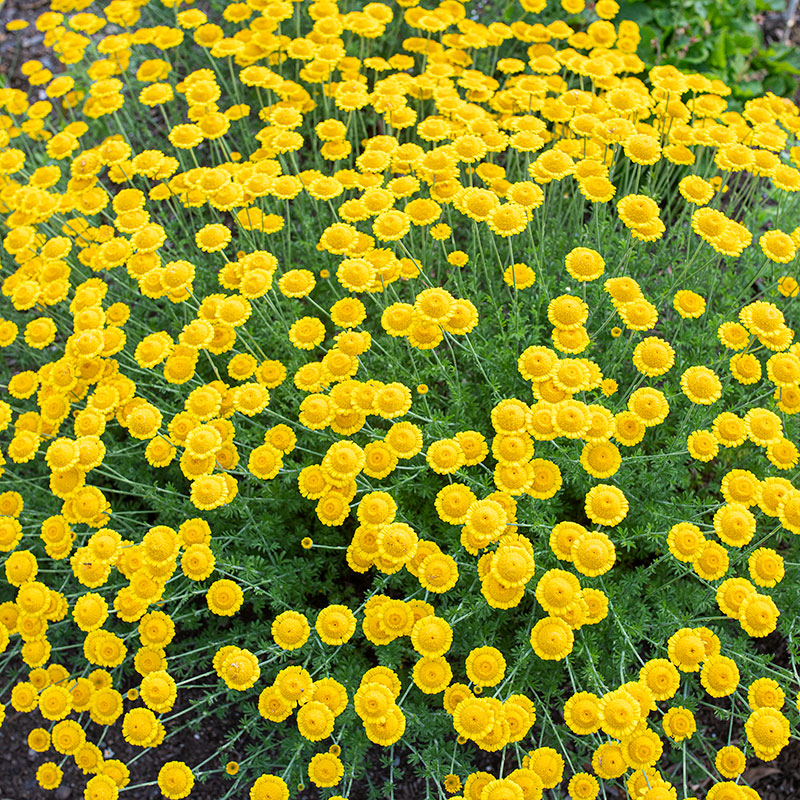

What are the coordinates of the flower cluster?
(0, 0, 798, 798)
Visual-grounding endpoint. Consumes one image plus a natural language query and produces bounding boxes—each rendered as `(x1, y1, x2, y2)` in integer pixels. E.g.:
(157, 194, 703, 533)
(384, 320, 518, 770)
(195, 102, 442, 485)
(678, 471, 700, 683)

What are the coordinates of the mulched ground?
(0, 690, 235, 800)
(0, 0, 59, 92)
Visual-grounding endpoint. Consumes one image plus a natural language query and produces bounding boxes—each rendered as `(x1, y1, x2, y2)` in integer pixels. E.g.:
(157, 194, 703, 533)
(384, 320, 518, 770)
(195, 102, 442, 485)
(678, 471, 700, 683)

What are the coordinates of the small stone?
(55, 785, 71, 800)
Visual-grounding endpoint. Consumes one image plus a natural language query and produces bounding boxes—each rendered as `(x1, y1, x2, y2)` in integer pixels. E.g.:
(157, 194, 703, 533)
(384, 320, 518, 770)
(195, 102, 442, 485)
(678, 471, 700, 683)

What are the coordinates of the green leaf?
(711, 31, 727, 70)
(617, 1, 655, 24)
(730, 32, 758, 53)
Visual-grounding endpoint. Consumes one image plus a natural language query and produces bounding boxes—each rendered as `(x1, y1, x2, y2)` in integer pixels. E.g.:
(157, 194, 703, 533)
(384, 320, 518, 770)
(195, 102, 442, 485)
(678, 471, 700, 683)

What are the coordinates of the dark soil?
(0, 0, 60, 93)
(0, 689, 236, 800)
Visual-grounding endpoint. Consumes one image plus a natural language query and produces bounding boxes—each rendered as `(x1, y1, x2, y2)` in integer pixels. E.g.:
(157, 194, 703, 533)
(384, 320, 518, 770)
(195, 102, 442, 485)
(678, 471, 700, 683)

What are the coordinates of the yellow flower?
(715, 746, 746, 779)
(465, 646, 506, 687)
(584, 484, 628, 526)
(662, 707, 696, 741)
(778, 275, 799, 296)
(206, 579, 243, 616)
(760, 229, 796, 263)
(503, 262, 536, 289)
(308, 753, 344, 788)
(687, 429, 719, 462)
(37, 763, 64, 790)
(673, 290, 706, 318)
(681, 366, 722, 405)
(158, 762, 194, 800)
(564, 247, 605, 281)
(679, 175, 714, 205)
(315, 605, 356, 645)
(530, 616, 574, 660)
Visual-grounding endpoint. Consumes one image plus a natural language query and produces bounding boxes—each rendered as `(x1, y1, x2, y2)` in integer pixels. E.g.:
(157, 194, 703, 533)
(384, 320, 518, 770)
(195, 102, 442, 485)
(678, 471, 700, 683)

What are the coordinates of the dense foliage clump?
(0, 0, 799, 798)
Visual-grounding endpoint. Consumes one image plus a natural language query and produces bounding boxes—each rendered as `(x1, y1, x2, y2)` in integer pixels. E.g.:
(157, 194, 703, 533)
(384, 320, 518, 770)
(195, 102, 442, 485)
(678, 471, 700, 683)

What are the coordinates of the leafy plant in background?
(618, 0, 800, 100)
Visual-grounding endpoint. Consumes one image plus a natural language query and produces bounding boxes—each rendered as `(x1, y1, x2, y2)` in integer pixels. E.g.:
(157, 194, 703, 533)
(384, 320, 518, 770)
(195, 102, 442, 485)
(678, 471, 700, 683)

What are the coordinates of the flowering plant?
(0, 0, 799, 799)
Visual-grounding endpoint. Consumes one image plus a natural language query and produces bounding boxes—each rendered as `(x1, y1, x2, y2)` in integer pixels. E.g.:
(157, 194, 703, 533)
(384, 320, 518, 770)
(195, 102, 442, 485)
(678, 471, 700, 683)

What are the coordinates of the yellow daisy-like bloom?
(713, 503, 756, 547)
(564, 247, 605, 281)
(738, 592, 779, 638)
(549, 521, 587, 562)
(578, 175, 616, 204)
(206, 579, 243, 617)
(729, 353, 762, 385)
(487, 202, 529, 237)
(673, 290, 706, 319)
(571, 530, 616, 576)
(434, 485, 477, 526)
(418, 552, 459, 593)
(748, 677, 785, 711)
(667, 627, 706, 672)
(465, 646, 506, 687)
(711, 411, 746, 448)
(624, 134, 661, 165)
(412, 655, 452, 694)
(547, 295, 589, 330)
(529, 616, 574, 660)
(745, 707, 790, 757)
(667, 522, 705, 563)
(700, 654, 740, 698)
(250, 775, 289, 800)
(563, 691, 601, 735)
(518, 346, 558, 383)
(584, 484, 628, 527)
(617, 194, 660, 228)
(681, 365, 722, 405)
(620, 726, 663, 769)
(410, 616, 452, 658)
(278, 269, 316, 298)
(760, 229, 796, 263)
(38, 684, 72, 721)
(598, 687, 641, 739)
(618, 298, 658, 331)
(288, 317, 326, 350)
(307, 752, 344, 788)
(297, 699, 335, 742)
(628, 387, 669, 427)
(778, 275, 799, 296)
(720, 469, 761, 506)
(767, 410, 799, 445)
(218, 647, 260, 691)
(765, 355, 800, 398)
(715, 745, 746, 779)
(37, 762, 64, 790)
(749, 547, 785, 588)
(662, 706, 696, 741)
(744, 407, 784, 446)
(315, 605, 356, 646)
(527, 459, 562, 499)
(591, 742, 626, 780)
(632, 337, 675, 377)
(524, 746, 564, 789)
(271, 611, 309, 650)
(195, 223, 231, 252)
(426, 439, 465, 475)
(373, 210, 410, 241)
(679, 175, 714, 205)
(715, 578, 757, 621)
(157, 762, 194, 800)
(503, 262, 537, 290)
(363, 705, 406, 747)
(687, 426, 718, 463)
